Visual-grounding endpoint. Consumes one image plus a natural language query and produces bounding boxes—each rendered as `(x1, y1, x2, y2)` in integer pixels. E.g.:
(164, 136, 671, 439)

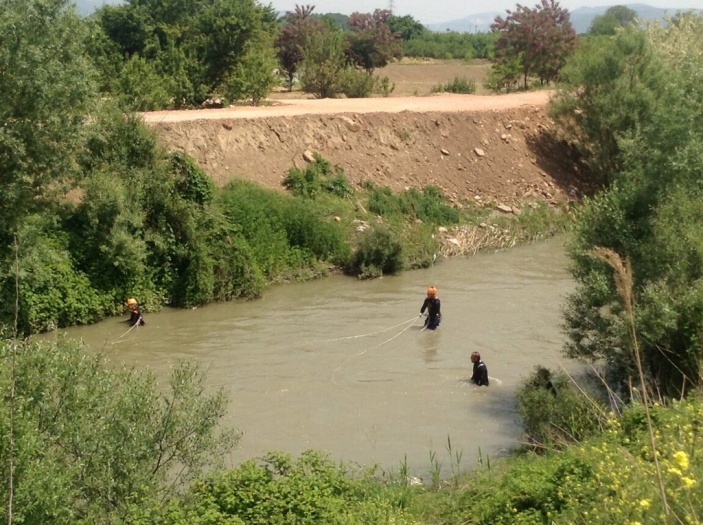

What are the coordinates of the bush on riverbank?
(3, 336, 700, 524)
(0, 338, 239, 524)
(0, 100, 570, 335)
(116, 368, 703, 525)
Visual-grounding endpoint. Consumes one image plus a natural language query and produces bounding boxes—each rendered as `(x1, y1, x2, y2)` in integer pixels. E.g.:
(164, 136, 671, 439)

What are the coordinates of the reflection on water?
(54, 236, 578, 477)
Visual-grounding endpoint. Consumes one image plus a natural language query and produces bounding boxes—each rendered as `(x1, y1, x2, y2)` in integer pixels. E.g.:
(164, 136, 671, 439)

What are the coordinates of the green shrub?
(0, 217, 109, 334)
(129, 450, 417, 525)
(218, 179, 348, 281)
(68, 171, 151, 296)
(169, 152, 215, 206)
(367, 184, 460, 225)
(516, 367, 608, 448)
(431, 76, 477, 94)
(341, 68, 376, 98)
(283, 155, 353, 199)
(0, 339, 238, 524)
(348, 225, 405, 279)
(282, 200, 350, 264)
(374, 76, 395, 97)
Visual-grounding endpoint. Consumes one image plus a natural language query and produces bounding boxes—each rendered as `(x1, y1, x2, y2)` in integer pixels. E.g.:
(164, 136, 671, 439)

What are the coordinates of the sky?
(265, 1, 702, 24)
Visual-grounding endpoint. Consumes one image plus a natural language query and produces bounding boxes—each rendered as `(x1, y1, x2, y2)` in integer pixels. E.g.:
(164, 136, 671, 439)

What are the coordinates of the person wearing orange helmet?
(126, 297, 145, 327)
(419, 286, 441, 330)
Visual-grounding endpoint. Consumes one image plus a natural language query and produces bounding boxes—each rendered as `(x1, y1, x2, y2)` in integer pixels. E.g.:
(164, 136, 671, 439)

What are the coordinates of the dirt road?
(141, 91, 552, 123)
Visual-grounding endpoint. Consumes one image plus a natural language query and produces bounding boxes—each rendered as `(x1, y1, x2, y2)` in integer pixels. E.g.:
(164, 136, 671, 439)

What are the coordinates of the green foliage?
(588, 5, 638, 35)
(431, 76, 477, 94)
(283, 155, 353, 199)
(559, 13, 703, 397)
(168, 210, 266, 306)
(374, 75, 395, 97)
(275, 5, 330, 91)
(0, 0, 96, 235)
(67, 171, 150, 297)
(516, 367, 607, 448)
(367, 184, 460, 225)
(0, 338, 238, 524)
(492, 0, 577, 89)
(111, 54, 172, 111)
(169, 152, 216, 206)
(193, 451, 358, 524)
(415, 396, 703, 525)
(127, 450, 418, 525)
(346, 10, 402, 74)
(340, 67, 377, 98)
(1, 219, 108, 334)
(218, 179, 348, 281)
(349, 225, 405, 279)
(222, 33, 279, 105)
(300, 30, 349, 98)
(550, 26, 665, 182)
(386, 14, 426, 41)
(402, 31, 497, 60)
(92, 0, 277, 107)
(484, 53, 523, 93)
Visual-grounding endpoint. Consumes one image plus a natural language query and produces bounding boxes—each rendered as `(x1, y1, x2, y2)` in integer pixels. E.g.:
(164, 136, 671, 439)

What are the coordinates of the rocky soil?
(143, 92, 596, 211)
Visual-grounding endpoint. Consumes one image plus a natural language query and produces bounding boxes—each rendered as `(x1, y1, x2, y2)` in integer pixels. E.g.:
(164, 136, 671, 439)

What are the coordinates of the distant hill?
(74, 0, 700, 32)
(426, 3, 701, 34)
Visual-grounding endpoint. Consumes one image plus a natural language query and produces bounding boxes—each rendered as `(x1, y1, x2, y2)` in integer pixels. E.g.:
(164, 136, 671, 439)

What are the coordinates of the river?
(55, 236, 578, 479)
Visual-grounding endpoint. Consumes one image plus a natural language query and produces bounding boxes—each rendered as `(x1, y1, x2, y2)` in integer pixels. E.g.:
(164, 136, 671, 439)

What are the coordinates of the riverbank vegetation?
(3, 0, 703, 522)
(0, 0, 566, 335)
(3, 336, 702, 524)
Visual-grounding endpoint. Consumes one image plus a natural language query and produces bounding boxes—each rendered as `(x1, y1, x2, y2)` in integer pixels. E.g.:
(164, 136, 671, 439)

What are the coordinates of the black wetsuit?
(471, 359, 489, 386)
(420, 297, 441, 330)
(129, 308, 145, 327)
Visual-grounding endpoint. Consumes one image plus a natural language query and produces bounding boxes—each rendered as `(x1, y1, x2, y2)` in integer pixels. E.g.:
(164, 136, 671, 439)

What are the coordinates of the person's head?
(426, 286, 437, 298)
(471, 351, 481, 363)
(126, 297, 138, 311)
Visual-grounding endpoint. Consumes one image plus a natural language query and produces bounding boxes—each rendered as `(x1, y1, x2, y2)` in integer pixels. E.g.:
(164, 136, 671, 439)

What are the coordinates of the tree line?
(74, 0, 648, 108)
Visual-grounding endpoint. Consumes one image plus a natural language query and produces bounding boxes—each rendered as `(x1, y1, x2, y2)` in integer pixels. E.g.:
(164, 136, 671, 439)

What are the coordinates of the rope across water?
(331, 316, 422, 385)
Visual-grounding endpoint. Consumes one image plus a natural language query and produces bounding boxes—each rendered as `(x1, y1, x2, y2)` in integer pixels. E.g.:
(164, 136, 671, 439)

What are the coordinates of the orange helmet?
(427, 287, 437, 297)
(126, 298, 138, 307)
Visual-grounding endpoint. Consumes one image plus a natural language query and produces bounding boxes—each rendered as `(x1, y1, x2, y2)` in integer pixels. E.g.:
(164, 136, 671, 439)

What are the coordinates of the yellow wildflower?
(682, 477, 696, 489)
(673, 451, 690, 471)
(639, 499, 652, 509)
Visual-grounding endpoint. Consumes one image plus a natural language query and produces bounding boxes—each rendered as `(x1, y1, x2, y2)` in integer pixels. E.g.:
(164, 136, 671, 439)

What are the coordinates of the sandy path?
(141, 91, 552, 123)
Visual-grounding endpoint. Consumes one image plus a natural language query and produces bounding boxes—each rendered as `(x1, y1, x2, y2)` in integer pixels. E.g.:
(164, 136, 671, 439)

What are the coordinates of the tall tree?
(491, 0, 577, 89)
(588, 5, 638, 35)
(550, 26, 665, 181)
(92, 0, 278, 107)
(558, 14, 703, 398)
(346, 9, 402, 74)
(0, 0, 96, 240)
(299, 30, 348, 98)
(275, 4, 328, 91)
(386, 13, 425, 41)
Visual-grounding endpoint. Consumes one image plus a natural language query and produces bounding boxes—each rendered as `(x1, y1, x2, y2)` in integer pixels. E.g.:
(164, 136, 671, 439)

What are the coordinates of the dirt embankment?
(143, 93, 594, 208)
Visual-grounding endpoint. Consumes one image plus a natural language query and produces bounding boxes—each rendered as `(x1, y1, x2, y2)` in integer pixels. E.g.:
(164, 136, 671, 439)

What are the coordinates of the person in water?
(126, 297, 145, 327)
(470, 351, 489, 386)
(419, 286, 441, 330)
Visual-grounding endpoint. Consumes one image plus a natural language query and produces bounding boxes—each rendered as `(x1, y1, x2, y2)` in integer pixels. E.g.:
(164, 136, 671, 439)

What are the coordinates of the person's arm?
(420, 298, 428, 315)
(480, 365, 489, 386)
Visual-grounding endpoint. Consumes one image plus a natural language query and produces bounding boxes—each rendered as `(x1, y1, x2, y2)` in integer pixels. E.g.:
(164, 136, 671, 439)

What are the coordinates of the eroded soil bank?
(144, 93, 595, 209)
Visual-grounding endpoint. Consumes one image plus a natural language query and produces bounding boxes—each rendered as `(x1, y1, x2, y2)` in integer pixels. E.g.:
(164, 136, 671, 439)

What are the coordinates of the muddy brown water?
(54, 236, 579, 478)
